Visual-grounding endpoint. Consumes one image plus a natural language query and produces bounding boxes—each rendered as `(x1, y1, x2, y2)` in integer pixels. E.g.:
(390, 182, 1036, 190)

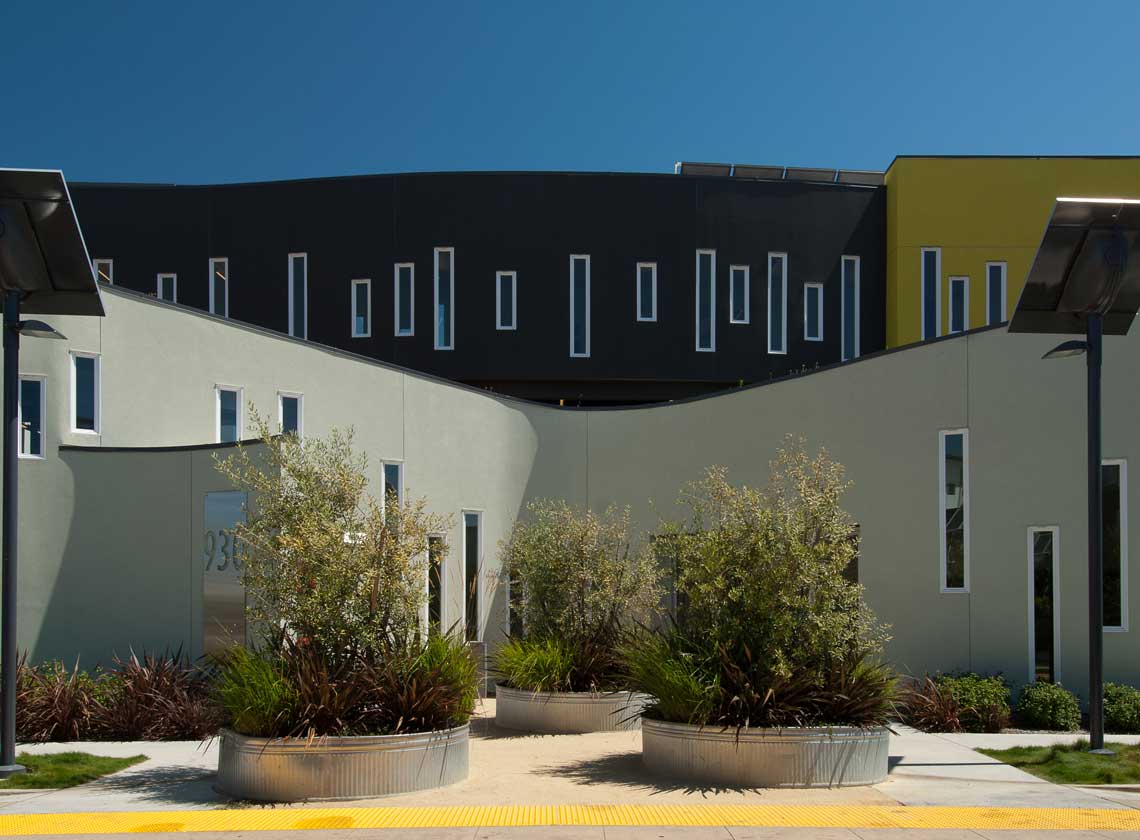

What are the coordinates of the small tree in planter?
(211, 417, 478, 800)
(494, 501, 662, 731)
(625, 438, 898, 787)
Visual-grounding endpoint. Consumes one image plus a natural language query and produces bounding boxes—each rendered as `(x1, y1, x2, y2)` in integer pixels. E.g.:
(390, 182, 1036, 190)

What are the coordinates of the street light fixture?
(1011, 196, 1140, 755)
(0, 169, 103, 777)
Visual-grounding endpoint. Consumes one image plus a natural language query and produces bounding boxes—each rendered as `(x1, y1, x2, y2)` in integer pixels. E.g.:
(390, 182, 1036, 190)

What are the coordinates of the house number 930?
(204, 530, 241, 572)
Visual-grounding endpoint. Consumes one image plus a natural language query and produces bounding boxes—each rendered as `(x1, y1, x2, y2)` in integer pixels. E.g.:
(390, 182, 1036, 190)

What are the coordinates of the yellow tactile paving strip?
(3, 804, 1140, 835)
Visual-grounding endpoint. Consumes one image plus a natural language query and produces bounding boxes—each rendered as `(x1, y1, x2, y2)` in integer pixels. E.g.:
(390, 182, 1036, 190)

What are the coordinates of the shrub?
(1015, 682, 1081, 731)
(497, 500, 662, 692)
(624, 440, 898, 729)
(907, 673, 1010, 733)
(1105, 682, 1140, 734)
(16, 657, 97, 743)
(212, 647, 299, 737)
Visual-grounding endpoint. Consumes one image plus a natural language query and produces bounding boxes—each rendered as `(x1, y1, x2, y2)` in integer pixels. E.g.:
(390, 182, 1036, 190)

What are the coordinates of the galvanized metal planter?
(495, 684, 648, 733)
(216, 724, 469, 802)
(641, 718, 889, 788)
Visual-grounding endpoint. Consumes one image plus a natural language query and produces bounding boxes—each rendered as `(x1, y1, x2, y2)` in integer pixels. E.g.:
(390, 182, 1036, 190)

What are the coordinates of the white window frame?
(350, 278, 372, 338)
(767, 252, 788, 354)
(729, 265, 750, 325)
(288, 252, 308, 339)
(277, 391, 304, 437)
(695, 249, 716, 352)
(496, 271, 517, 331)
(18, 374, 47, 460)
(804, 282, 824, 342)
(215, 385, 243, 444)
(209, 257, 229, 318)
(93, 258, 113, 285)
(1104, 458, 1129, 632)
(461, 508, 484, 642)
(841, 255, 861, 360)
(1026, 525, 1061, 684)
(569, 254, 591, 358)
(434, 247, 455, 350)
(156, 273, 177, 303)
(949, 276, 969, 334)
(921, 247, 942, 340)
(382, 460, 405, 518)
(986, 261, 1008, 326)
(939, 428, 970, 593)
(69, 351, 100, 435)
(636, 262, 657, 322)
(394, 262, 415, 337)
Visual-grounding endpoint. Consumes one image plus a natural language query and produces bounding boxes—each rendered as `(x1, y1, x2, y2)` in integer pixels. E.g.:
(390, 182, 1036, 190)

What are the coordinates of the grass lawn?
(979, 740, 1140, 785)
(0, 752, 146, 789)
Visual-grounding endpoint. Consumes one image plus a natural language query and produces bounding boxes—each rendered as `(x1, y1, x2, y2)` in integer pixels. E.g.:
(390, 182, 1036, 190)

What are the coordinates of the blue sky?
(4, 1, 1138, 183)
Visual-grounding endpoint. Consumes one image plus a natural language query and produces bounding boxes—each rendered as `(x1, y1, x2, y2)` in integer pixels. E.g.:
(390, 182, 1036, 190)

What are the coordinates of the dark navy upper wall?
(72, 172, 886, 403)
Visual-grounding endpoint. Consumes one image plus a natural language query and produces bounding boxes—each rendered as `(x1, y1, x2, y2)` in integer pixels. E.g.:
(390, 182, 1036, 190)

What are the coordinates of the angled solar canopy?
(1009, 197, 1140, 336)
(0, 169, 104, 316)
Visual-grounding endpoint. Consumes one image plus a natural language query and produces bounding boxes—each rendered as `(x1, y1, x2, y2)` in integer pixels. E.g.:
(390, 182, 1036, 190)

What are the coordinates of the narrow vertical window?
(351, 278, 371, 337)
(216, 386, 241, 444)
(1028, 526, 1059, 683)
(804, 283, 824, 341)
(288, 253, 307, 339)
(940, 429, 969, 592)
(278, 392, 302, 437)
(394, 263, 414, 336)
(922, 247, 941, 340)
(730, 265, 750, 324)
(695, 250, 715, 352)
(383, 462, 403, 513)
(570, 255, 590, 357)
(463, 511, 481, 641)
(427, 535, 444, 630)
(636, 263, 657, 322)
(949, 276, 969, 334)
(987, 262, 1007, 326)
(434, 247, 454, 350)
(508, 567, 524, 638)
(842, 256, 860, 360)
(209, 258, 229, 318)
(496, 271, 517, 330)
(1103, 460, 1128, 631)
(18, 376, 46, 459)
(767, 253, 787, 354)
(71, 352, 99, 434)
(157, 273, 177, 303)
(93, 259, 113, 285)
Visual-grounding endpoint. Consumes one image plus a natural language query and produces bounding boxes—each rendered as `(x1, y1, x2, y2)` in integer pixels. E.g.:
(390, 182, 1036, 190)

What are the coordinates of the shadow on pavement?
(85, 764, 223, 806)
(534, 750, 762, 798)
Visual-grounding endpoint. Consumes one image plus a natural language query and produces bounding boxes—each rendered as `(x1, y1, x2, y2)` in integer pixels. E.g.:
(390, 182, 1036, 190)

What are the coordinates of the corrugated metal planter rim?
(495, 684, 648, 733)
(216, 724, 469, 802)
(641, 718, 889, 788)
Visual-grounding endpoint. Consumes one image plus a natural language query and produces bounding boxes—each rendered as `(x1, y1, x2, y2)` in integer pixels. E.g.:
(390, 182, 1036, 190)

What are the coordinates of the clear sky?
(4, 1, 1138, 184)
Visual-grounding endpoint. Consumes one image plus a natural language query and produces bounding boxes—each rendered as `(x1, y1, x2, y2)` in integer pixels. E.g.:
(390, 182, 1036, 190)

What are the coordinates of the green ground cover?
(979, 740, 1140, 785)
(0, 752, 146, 789)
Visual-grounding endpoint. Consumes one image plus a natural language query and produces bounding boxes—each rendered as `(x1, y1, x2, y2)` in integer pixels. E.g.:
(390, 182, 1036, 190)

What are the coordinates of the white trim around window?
(569, 254, 591, 357)
(18, 375, 47, 460)
(921, 247, 941, 340)
(214, 385, 243, 444)
(394, 262, 415, 337)
(986, 261, 1008, 326)
(767, 252, 787, 354)
(462, 508, 484, 642)
(695, 249, 716, 352)
(351, 278, 372, 338)
(939, 428, 970, 593)
(729, 265, 750, 325)
(1026, 525, 1061, 684)
(1104, 458, 1129, 632)
(496, 271, 517, 330)
(277, 391, 304, 437)
(804, 282, 824, 342)
(209, 257, 229, 318)
(434, 247, 455, 350)
(288, 252, 308, 339)
(156, 273, 177, 303)
(93, 258, 113, 285)
(841, 255, 861, 360)
(636, 262, 657, 322)
(949, 276, 969, 334)
(69, 351, 100, 435)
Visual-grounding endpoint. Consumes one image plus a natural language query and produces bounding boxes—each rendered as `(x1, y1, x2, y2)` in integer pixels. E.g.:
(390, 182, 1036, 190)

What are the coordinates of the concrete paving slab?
(603, 828, 733, 840)
(851, 831, 984, 840)
(728, 829, 861, 839)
